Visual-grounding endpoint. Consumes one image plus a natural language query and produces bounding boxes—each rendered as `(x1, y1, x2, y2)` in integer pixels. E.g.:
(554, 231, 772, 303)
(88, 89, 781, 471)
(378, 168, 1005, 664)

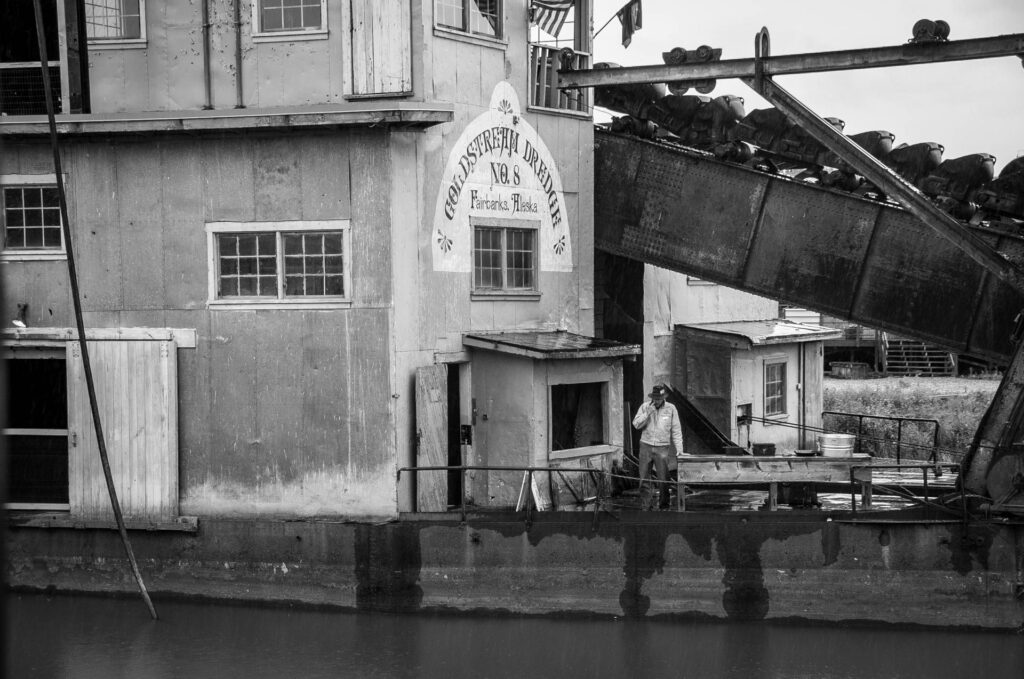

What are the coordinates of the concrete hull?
(7, 512, 1023, 630)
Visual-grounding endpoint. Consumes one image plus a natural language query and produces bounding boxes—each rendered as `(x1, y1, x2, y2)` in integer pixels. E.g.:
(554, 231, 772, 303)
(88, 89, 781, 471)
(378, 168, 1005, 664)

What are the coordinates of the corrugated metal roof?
(679, 319, 843, 346)
(463, 331, 641, 360)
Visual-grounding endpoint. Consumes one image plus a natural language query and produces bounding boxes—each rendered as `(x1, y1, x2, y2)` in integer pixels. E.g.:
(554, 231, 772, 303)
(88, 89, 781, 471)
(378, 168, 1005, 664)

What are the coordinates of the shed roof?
(463, 331, 641, 360)
(678, 319, 842, 347)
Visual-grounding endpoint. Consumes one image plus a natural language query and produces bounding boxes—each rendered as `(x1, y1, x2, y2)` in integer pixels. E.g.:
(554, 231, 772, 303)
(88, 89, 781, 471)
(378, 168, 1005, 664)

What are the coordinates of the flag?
(530, 0, 574, 39)
(616, 0, 642, 48)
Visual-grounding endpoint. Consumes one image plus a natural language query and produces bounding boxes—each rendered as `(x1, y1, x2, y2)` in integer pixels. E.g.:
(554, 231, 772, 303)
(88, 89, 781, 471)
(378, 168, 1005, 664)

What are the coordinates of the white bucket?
(817, 433, 856, 457)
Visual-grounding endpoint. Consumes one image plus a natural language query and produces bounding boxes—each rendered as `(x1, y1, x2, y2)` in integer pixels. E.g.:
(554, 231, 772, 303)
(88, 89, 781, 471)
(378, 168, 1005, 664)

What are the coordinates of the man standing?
(632, 383, 684, 509)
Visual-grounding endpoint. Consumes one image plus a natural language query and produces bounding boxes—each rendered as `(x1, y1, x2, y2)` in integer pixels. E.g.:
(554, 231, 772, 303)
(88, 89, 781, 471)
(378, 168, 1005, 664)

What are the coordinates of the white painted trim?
(5, 503, 70, 511)
(0, 174, 59, 184)
(87, 39, 147, 49)
(432, 25, 508, 50)
(207, 300, 353, 311)
(252, 30, 329, 43)
(205, 220, 348, 233)
(4, 428, 68, 436)
(2, 327, 198, 348)
(1, 251, 67, 262)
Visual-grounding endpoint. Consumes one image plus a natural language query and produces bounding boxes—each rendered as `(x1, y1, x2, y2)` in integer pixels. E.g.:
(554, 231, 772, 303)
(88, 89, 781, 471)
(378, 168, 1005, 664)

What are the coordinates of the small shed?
(460, 331, 640, 509)
(673, 320, 841, 454)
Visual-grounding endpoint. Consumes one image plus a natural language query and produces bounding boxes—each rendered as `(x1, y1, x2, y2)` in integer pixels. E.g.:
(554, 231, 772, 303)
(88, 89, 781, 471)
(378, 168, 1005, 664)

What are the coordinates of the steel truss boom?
(559, 33, 1024, 89)
(566, 26, 1024, 510)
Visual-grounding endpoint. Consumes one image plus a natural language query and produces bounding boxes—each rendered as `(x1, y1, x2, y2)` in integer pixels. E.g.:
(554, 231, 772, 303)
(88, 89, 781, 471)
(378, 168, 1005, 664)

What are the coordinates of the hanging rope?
(31, 0, 157, 620)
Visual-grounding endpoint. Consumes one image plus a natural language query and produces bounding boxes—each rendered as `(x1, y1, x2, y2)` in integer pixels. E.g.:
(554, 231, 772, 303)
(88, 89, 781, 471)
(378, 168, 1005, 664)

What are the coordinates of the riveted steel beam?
(745, 75, 1024, 296)
(559, 33, 1024, 89)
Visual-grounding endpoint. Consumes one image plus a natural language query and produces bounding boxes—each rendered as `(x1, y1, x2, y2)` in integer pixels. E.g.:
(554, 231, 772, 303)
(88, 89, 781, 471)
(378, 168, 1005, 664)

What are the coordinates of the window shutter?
(67, 339, 178, 520)
(347, 0, 412, 96)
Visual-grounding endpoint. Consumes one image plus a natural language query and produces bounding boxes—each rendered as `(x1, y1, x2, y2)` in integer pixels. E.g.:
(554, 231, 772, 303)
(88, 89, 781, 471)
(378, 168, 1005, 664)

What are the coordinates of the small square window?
(86, 0, 145, 42)
(2, 184, 64, 256)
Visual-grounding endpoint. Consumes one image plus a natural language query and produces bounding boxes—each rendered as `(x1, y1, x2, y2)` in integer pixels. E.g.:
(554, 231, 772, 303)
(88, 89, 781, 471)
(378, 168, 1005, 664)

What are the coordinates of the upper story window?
(86, 0, 146, 45)
(1, 175, 66, 262)
(206, 220, 350, 310)
(435, 0, 502, 39)
(764, 360, 787, 417)
(472, 221, 537, 296)
(528, 1, 591, 114)
(253, 0, 327, 41)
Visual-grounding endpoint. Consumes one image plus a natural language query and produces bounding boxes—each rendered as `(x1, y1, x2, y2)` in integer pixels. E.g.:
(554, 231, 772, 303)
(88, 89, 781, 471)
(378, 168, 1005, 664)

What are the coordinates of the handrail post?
(857, 415, 864, 456)
(460, 465, 467, 524)
(896, 420, 903, 464)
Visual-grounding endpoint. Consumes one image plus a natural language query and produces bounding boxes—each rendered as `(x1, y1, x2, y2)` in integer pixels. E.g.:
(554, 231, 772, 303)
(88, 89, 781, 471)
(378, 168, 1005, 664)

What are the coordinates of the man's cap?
(649, 384, 668, 398)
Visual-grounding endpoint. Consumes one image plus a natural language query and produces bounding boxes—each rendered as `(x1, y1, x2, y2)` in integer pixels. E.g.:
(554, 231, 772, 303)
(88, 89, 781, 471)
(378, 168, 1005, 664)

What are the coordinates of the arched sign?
(432, 82, 572, 273)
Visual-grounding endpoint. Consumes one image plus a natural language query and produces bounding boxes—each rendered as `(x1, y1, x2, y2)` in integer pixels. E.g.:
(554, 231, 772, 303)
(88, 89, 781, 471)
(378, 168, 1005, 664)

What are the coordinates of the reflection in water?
(7, 592, 1023, 679)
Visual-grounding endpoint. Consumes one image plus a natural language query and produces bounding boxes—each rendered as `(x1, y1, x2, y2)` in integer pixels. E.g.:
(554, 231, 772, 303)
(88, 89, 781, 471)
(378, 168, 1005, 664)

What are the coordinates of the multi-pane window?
(257, 0, 325, 33)
(86, 0, 144, 41)
(3, 185, 62, 250)
(764, 361, 787, 416)
(207, 221, 349, 305)
(217, 232, 344, 299)
(473, 225, 536, 291)
(436, 0, 501, 38)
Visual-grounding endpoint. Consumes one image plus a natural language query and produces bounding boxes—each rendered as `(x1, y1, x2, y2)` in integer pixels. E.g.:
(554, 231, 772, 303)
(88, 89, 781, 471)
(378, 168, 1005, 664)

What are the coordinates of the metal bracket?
(739, 73, 1024, 296)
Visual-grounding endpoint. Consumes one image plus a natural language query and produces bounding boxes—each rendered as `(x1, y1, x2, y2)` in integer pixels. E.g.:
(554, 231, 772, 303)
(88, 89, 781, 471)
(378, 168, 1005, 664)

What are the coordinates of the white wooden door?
(348, 0, 412, 96)
(67, 340, 178, 520)
(415, 364, 448, 512)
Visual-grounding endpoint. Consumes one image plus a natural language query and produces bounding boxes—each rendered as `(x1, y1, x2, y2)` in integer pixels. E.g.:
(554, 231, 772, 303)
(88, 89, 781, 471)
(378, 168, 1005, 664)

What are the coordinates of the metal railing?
(397, 464, 606, 523)
(849, 462, 965, 521)
(529, 44, 590, 113)
(823, 410, 940, 463)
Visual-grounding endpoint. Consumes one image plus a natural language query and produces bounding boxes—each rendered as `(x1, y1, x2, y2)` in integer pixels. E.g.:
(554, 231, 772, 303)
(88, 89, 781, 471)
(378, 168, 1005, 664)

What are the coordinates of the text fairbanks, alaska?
(443, 125, 562, 228)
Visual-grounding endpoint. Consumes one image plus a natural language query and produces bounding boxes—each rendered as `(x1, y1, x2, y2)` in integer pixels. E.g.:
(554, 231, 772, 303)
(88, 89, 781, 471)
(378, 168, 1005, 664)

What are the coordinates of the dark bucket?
(722, 445, 747, 455)
(752, 443, 776, 456)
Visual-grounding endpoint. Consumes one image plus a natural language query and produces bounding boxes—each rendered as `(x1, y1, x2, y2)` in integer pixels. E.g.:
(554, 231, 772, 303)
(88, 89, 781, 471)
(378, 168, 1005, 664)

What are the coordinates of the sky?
(591, 0, 1024, 173)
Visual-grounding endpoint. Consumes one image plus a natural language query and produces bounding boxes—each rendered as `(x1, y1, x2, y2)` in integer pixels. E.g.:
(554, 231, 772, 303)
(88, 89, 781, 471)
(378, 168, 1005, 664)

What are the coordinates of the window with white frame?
(206, 221, 350, 308)
(472, 220, 537, 293)
(253, 0, 327, 38)
(1, 175, 65, 261)
(85, 0, 145, 43)
(764, 360, 787, 417)
(435, 0, 501, 39)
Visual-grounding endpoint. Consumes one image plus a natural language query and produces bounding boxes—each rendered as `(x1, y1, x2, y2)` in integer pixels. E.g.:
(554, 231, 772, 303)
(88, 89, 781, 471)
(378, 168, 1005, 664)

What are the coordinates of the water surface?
(7, 592, 1022, 678)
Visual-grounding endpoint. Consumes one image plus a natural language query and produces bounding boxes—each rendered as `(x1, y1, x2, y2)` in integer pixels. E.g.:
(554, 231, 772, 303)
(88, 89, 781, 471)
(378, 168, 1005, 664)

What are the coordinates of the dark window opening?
(5, 357, 69, 505)
(551, 382, 605, 451)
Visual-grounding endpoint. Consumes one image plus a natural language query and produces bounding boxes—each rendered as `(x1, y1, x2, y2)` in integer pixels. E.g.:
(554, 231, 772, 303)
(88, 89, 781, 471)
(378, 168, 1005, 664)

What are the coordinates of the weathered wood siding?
(2, 131, 396, 518)
(86, 0, 397, 112)
(346, 0, 413, 96)
(67, 339, 178, 519)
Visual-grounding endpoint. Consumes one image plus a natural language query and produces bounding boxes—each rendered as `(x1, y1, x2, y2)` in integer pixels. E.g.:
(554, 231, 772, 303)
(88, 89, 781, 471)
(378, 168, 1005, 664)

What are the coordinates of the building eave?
(0, 102, 455, 138)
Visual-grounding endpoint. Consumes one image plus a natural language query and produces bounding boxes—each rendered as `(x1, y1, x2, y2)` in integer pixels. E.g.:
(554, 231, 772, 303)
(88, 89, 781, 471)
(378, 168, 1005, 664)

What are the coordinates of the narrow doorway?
(446, 365, 462, 507)
(4, 350, 69, 509)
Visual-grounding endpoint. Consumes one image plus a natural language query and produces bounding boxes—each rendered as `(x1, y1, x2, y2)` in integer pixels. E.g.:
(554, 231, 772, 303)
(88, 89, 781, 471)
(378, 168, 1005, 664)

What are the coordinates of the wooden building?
(1, 1, 636, 522)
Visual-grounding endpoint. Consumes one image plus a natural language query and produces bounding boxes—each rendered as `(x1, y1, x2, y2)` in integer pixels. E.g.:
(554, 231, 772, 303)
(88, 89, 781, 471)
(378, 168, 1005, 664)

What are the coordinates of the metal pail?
(817, 433, 855, 457)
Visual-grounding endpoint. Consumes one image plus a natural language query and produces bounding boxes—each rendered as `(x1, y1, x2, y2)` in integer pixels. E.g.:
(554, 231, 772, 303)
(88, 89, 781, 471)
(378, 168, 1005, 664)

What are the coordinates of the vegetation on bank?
(822, 376, 1000, 462)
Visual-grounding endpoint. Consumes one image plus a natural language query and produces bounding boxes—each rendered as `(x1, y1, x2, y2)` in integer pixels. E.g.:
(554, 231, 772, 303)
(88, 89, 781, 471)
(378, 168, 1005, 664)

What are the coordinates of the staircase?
(883, 337, 957, 376)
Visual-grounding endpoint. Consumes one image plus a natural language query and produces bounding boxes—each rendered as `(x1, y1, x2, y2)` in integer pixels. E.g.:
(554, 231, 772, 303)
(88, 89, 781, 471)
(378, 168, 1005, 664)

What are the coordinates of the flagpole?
(593, 11, 618, 39)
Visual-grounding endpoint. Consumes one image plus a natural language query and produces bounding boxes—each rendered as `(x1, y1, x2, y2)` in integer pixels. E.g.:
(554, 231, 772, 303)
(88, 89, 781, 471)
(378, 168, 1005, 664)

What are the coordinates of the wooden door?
(415, 364, 448, 512)
(67, 340, 178, 520)
(348, 0, 412, 96)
